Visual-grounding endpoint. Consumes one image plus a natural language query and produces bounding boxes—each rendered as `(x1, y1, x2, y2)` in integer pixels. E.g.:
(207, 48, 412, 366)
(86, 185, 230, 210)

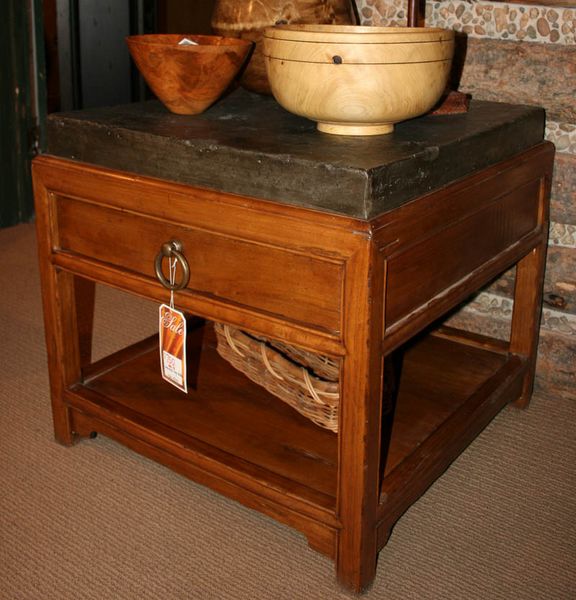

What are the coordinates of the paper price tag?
(159, 304, 187, 393)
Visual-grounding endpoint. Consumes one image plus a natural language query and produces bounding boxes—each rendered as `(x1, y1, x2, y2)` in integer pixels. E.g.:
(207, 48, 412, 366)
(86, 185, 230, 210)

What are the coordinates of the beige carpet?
(1, 223, 575, 600)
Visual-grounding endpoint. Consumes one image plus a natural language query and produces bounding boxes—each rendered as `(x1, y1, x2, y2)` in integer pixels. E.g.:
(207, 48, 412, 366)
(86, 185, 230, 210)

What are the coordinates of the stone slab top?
(45, 88, 545, 220)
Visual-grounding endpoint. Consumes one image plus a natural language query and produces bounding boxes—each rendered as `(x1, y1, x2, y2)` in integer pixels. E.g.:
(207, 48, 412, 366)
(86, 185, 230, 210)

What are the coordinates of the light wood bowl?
(263, 25, 455, 135)
(126, 34, 252, 115)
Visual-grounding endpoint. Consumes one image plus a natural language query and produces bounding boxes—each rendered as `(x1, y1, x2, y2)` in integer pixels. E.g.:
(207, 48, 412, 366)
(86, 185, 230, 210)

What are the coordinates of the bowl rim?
(263, 24, 454, 43)
(126, 33, 252, 49)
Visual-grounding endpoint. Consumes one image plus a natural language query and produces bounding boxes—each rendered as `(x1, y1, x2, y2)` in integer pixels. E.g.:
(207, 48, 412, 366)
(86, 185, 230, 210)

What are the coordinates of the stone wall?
(356, 0, 576, 398)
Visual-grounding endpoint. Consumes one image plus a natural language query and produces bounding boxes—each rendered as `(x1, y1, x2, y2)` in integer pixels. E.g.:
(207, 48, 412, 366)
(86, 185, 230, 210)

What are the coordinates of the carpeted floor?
(1, 223, 575, 600)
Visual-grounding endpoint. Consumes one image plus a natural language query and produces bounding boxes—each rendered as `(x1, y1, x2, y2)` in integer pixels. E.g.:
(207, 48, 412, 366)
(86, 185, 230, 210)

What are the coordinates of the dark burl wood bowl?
(126, 34, 253, 115)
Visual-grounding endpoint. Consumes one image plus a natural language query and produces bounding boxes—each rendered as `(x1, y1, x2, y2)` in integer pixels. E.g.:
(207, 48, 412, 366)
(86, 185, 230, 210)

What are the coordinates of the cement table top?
(46, 89, 545, 220)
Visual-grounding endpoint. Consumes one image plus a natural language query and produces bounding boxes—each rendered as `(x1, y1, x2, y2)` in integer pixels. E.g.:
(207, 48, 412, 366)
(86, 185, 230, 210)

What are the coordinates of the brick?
(446, 306, 576, 400)
(551, 153, 576, 225)
(544, 246, 576, 313)
(455, 37, 576, 123)
(481, 247, 576, 312)
(535, 329, 576, 400)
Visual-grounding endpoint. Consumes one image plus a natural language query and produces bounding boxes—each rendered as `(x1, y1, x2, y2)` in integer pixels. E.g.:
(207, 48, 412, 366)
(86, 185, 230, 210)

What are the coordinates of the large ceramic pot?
(211, 0, 357, 94)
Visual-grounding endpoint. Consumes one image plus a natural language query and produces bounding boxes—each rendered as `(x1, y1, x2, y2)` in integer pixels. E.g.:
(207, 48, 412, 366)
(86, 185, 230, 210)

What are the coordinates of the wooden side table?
(33, 99, 554, 592)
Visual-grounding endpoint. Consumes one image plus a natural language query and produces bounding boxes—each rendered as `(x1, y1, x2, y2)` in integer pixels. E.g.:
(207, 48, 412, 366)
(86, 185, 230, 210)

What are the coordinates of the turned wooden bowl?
(126, 34, 252, 115)
(263, 25, 455, 135)
(211, 0, 356, 94)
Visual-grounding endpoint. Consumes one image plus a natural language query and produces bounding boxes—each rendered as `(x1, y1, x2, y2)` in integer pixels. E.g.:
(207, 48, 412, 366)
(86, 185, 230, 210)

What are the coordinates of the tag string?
(169, 257, 176, 309)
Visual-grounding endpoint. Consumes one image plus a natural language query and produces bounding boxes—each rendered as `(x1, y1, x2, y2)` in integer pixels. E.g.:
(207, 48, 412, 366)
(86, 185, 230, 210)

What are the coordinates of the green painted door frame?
(0, 0, 46, 228)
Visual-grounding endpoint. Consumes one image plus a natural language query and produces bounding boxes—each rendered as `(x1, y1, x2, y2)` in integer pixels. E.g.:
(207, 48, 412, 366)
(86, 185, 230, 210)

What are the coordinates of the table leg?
(38, 266, 88, 445)
(335, 247, 385, 593)
(509, 240, 548, 408)
(336, 355, 383, 592)
(34, 173, 95, 445)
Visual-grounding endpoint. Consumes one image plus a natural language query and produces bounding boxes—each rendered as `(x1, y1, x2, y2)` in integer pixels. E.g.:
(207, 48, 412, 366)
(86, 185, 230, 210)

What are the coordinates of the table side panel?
(385, 178, 541, 326)
(375, 143, 554, 345)
(374, 144, 552, 245)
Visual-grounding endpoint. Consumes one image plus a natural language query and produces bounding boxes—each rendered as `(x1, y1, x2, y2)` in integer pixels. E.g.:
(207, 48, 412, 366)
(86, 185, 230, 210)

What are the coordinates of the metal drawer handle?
(154, 240, 190, 291)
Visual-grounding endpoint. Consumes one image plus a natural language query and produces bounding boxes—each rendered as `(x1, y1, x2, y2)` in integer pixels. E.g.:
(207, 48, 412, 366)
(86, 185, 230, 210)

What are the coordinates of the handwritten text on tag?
(159, 304, 187, 393)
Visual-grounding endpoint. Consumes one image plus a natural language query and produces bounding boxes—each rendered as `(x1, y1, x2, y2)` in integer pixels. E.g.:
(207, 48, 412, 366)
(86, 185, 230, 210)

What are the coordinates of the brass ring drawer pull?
(154, 240, 190, 291)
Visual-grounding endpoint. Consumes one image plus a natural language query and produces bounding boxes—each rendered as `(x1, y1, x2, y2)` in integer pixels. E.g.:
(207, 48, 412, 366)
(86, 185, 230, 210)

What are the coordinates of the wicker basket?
(214, 322, 340, 432)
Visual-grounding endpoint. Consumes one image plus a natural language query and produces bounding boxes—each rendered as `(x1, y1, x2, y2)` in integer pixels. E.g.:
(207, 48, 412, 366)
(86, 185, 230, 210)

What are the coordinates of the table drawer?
(53, 194, 343, 334)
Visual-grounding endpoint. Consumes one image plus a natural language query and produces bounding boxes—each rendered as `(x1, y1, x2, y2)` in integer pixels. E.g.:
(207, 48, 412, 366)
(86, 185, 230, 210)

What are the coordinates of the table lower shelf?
(65, 323, 524, 551)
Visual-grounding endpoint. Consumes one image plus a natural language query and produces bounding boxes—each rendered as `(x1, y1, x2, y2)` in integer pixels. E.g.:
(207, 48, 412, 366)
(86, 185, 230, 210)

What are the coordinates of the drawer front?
(385, 179, 542, 327)
(54, 194, 343, 334)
